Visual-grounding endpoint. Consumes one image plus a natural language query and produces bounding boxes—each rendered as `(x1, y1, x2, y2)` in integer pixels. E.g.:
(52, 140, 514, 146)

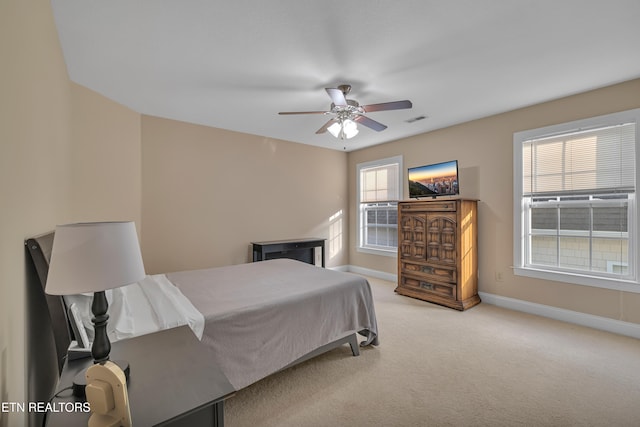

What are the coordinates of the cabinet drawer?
(401, 261, 456, 284)
(400, 275, 457, 300)
(400, 201, 457, 212)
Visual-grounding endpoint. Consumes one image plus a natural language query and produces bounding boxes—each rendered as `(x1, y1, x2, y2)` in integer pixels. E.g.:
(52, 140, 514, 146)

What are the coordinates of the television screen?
(408, 160, 459, 198)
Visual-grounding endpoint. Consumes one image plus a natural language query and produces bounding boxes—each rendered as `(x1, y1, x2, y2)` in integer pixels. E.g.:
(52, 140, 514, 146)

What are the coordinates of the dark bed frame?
(25, 231, 361, 424)
(25, 232, 71, 427)
(26, 233, 73, 372)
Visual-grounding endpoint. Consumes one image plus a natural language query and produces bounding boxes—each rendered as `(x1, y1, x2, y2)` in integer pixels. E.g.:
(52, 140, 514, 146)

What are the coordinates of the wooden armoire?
(395, 198, 480, 310)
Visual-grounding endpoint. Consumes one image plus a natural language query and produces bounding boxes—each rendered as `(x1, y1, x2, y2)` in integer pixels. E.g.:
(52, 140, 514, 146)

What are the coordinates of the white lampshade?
(45, 221, 145, 295)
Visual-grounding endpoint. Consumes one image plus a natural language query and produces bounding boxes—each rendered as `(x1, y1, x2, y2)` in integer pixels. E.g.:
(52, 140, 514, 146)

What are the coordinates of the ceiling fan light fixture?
(327, 121, 342, 138)
(327, 119, 359, 140)
(342, 119, 359, 139)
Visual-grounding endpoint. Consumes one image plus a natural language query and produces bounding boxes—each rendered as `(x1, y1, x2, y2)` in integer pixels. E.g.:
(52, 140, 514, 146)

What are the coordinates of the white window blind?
(360, 163, 400, 202)
(523, 123, 636, 196)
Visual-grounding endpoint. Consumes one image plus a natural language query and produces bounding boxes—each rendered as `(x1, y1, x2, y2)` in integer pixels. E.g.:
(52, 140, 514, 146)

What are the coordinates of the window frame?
(513, 109, 640, 293)
(356, 155, 403, 257)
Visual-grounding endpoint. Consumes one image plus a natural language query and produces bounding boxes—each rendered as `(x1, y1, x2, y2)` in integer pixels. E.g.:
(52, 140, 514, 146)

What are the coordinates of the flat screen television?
(408, 160, 459, 198)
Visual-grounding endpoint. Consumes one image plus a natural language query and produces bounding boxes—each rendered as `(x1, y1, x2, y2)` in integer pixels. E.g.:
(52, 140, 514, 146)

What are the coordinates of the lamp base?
(72, 360, 130, 398)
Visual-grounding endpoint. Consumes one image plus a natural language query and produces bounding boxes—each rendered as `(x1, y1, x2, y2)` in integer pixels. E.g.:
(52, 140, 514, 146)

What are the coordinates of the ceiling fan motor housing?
(337, 84, 351, 95)
(331, 99, 363, 121)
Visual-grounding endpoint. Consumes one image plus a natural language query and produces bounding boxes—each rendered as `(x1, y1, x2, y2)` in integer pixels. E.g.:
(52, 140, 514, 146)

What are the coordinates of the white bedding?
(64, 274, 204, 343)
(138, 274, 204, 339)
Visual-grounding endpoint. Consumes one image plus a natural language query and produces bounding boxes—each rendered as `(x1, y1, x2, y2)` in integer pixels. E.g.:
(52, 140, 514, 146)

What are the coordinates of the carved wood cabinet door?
(426, 212, 457, 265)
(400, 214, 426, 260)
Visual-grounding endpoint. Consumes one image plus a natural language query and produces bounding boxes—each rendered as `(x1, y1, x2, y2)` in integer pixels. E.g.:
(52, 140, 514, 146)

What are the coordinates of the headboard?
(25, 231, 75, 427)
(25, 232, 72, 373)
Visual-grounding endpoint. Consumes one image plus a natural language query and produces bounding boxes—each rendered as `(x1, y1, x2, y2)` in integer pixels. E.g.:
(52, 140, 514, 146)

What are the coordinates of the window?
(513, 109, 639, 292)
(357, 156, 402, 256)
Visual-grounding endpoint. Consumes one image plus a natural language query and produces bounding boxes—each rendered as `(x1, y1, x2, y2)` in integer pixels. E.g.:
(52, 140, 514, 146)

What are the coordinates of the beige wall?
(0, 2, 141, 425)
(140, 116, 348, 273)
(0, 2, 71, 423)
(69, 83, 142, 226)
(348, 78, 640, 324)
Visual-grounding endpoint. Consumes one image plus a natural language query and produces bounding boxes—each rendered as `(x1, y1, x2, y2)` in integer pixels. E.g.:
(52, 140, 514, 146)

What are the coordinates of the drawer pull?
(422, 266, 434, 274)
(420, 282, 434, 290)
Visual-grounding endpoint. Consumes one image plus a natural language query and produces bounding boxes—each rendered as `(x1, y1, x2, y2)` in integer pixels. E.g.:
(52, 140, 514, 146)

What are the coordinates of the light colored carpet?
(224, 276, 640, 426)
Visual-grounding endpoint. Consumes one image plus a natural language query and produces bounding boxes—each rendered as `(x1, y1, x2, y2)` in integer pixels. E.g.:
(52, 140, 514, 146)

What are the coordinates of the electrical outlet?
(495, 271, 504, 282)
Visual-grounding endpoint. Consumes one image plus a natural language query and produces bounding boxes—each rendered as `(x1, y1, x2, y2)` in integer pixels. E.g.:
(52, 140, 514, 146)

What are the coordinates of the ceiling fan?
(278, 84, 412, 140)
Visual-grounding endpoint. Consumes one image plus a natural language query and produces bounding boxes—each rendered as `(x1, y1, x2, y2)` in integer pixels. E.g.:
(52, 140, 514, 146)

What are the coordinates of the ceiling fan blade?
(361, 100, 413, 113)
(316, 118, 338, 134)
(354, 115, 387, 132)
(278, 111, 329, 115)
(325, 88, 347, 107)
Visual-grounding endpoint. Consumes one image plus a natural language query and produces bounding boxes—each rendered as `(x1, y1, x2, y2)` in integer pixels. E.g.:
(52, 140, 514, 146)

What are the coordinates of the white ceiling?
(51, 1, 640, 152)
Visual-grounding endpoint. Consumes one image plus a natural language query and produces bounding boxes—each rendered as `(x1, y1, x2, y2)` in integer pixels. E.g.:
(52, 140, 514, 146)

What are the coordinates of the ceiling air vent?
(406, 115, 427, 123)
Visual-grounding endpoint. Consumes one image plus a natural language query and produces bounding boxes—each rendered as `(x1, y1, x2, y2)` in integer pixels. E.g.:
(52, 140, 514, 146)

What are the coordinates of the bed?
(26, 231, 379, 396)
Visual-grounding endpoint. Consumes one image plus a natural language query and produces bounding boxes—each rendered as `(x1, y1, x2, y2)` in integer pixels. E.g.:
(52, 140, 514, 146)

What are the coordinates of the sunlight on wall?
(329, 210, 343, 260)
(262, 137, 278, 154)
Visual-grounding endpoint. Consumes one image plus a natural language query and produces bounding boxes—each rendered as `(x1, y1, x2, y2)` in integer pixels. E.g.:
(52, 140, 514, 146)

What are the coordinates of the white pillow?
(63, 285, 135, 342)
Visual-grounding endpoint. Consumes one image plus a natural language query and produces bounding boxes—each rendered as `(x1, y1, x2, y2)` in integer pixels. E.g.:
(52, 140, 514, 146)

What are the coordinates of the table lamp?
(45, 221, 145, 396)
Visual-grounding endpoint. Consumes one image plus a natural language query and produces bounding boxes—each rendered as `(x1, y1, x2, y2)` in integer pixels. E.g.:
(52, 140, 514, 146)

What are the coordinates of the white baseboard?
(479, 292, 640, 340)
(346, 265, 397, 283)
(339, 265, 640, 340)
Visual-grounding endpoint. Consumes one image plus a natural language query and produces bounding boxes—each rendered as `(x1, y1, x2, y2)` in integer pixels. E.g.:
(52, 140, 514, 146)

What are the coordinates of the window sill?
(514, 266, 640, 293)
(357, 246, 397, 258)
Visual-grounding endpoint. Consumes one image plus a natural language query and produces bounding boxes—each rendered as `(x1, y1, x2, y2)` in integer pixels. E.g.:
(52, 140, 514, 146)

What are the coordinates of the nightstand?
(46, 326, 235, 426)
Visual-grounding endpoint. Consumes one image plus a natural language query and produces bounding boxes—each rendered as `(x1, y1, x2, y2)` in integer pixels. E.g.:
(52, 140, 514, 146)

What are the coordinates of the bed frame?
(25, 233, 73, 372)
(25, 231, 361, 411)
